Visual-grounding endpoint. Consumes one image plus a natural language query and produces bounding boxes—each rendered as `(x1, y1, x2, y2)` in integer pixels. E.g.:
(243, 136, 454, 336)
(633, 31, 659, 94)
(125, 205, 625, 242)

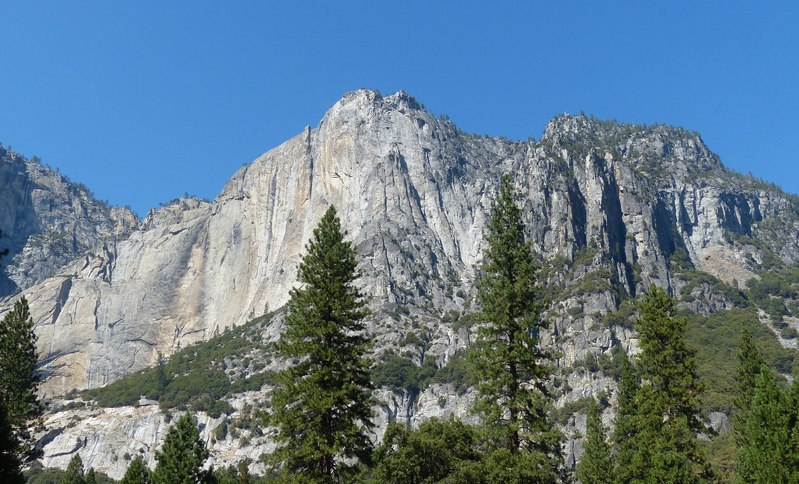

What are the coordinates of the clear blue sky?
(1, 2, 797, 217)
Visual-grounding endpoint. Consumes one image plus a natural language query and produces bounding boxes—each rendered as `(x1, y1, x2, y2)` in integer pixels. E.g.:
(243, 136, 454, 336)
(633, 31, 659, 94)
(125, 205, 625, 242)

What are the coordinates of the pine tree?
(372, 418, 480, 484)
(610, 349, 639, 484)
(267, 205, 373, 483)
(60, 454, 85, 484)
(236, 459, 251, 484)
(0, 408, 23, 484)
(467, 175, 560, 477)
(735, 367, 799, 483)
(623, 285, 712, 483)
(84, 467, 97, 484)
(121, 455, 151, 484)
(0, 296, 43, 480)
(577, 398, 614, 484)
(733, 325, 766, 442)
(152, 412, 208, 484)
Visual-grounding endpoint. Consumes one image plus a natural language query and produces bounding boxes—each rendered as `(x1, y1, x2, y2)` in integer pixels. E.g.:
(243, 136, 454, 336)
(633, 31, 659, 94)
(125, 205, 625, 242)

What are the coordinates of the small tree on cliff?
(467, 175, 561, 475)
(267, 205, 374, 483)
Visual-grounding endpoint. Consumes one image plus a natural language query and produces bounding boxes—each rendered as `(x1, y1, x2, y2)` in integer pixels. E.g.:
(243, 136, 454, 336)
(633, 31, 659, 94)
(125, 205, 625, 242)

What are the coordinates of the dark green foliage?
(152, 412, 208, 484)
(735, 367, 799, 483)
(480, 447, 559, 484)
(0, 229, 9, 266)
(610, 350, 639, 484)
(601, 299, 637, 328)
(24, 466, 69, 484)
(84, 468, 97, 484)
(677, 269, 749, 308)
(372, 354, 425, 394)
(0, 296, 42, 480)
(430, 352, 474, 395)
(372, 418, 481, 484)
(121, 455, 151, 484)
(371, 418, 559, 484)
(467, 175, 559, 463)
(370, 350, 475, 396)
(60, 454, 85, 484)
(551, 397, 596, 426)
(680, 308, 799, 475)
(237, 459, 252, 484)
(576, 399, 614, 484)
(744, 268, 799, 321)
(702, 431, 736, 482)
(617, 286, 712, 483)
(684, 308, 798, 415)
(669, 247, 694, 271)
(371, 352, 439, 396)
(733, 326, 766, 439)
(596, 345, 628, 380)
(267, 206, 374, 482)
(24, 465, 115, 484)
(209, 466, 238, 484)
(0, 408, 22, 484)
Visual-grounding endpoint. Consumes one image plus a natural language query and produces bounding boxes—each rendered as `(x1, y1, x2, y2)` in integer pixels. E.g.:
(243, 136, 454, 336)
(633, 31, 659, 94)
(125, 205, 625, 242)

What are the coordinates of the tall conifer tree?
(735, 367, 799, 483)
(268, 205, 373, 483)
(467, 175, 560, 475)
(577, 398, 614, 484)
(621, 285, 712, 483)
(733, 326, 766, 443)
(0, 296, 43, 481)
(610, 349, 639, 484)
(152, 412, 208, 484)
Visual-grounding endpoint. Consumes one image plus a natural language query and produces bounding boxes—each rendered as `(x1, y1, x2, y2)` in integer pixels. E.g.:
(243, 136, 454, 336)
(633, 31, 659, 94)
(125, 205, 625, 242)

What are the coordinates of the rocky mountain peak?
(0, 146, 138, 298)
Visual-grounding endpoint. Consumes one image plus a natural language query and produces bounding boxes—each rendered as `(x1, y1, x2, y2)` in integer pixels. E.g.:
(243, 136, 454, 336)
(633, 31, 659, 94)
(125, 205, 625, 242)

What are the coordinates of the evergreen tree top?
(152, 412, 208, 484)
(268, 204, 374, 482)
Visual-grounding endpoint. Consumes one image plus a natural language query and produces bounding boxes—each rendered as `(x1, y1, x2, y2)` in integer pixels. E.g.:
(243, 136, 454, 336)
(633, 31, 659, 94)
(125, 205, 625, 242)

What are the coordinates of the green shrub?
(372, 353, 423, 394)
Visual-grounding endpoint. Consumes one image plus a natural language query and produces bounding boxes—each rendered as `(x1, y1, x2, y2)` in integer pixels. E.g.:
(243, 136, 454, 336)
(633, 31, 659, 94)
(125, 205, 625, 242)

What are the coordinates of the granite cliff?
(2, 90, 798, 478)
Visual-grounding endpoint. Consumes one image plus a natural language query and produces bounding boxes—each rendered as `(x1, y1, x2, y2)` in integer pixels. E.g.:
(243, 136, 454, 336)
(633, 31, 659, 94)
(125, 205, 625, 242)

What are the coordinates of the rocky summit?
(2, 89, 798, 478)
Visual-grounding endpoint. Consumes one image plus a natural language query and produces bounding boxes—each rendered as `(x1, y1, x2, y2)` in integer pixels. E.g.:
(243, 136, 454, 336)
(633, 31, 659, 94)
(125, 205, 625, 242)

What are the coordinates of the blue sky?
(1, 2, 797, 217)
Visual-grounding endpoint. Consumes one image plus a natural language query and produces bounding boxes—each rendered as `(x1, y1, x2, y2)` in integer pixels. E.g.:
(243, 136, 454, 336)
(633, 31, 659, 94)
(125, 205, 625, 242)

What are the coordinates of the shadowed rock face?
(0, 147, 138, 297)
(2, 89, 799, 401)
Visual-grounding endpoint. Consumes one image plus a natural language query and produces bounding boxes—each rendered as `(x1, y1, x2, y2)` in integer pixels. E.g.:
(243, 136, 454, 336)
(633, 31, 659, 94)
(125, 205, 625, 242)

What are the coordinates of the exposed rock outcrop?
(0, 147, 137, 297)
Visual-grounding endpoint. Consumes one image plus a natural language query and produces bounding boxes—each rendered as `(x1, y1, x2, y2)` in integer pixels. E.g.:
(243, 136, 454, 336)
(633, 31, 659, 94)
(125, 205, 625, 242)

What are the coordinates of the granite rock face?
(3, 90, 799, 474)
(0, 147, 137, 297)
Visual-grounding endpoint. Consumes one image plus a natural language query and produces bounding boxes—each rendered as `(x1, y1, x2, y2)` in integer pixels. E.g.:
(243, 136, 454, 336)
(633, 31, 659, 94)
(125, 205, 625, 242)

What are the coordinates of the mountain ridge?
(2, 89, 799, 478)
